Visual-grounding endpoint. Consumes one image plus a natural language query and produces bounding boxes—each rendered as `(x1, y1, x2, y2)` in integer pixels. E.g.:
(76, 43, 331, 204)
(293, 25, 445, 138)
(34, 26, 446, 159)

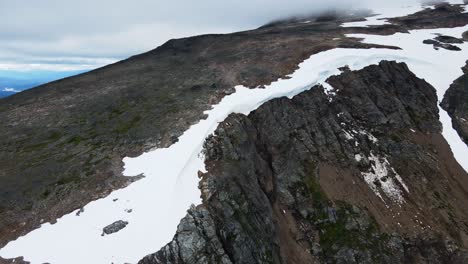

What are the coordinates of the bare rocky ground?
(1, 2, 468, 263)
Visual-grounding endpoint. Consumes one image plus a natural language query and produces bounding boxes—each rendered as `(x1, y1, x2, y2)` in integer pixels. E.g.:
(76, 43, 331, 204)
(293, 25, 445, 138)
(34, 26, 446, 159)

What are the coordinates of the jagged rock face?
(441, 61, 468, 145)
(140, 61, 468, 264)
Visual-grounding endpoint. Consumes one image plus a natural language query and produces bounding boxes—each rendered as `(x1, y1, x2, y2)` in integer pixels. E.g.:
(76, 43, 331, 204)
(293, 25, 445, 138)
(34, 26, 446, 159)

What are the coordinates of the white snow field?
(342, 0, 466, 28)
(2, 3, 468, 264)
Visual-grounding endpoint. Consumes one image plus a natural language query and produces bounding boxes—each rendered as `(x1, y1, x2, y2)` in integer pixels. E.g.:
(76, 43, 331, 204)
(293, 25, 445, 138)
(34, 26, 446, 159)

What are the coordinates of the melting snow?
(355, 154, 363, 162)
(2, 3, 468, 263)
(343, 130, 354, 140)
(359, 130, 379, 143)
(322, 82, 337, 102)
(362, 152, 409, 204)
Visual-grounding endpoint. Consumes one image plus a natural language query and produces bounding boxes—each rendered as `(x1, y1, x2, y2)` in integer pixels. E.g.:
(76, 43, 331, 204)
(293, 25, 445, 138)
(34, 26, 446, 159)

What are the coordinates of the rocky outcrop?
(423, 38, 462, 51)
(140, 61, 468, 263)
(139, 206, 232, 264)
(441, 61, 468, 145)
(422, 33, 465, 52)
(101, 220, 128, 236)
(435, 35, 464, 44)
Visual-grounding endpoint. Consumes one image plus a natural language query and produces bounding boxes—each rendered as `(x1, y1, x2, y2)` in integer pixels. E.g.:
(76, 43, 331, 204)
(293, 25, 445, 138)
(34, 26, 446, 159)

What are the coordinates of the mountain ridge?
(1, 2, 468, 263)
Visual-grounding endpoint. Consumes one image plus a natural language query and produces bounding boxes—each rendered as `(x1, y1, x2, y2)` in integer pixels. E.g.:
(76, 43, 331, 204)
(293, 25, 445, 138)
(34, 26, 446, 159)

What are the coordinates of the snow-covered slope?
(1, 2, 468, 263)
(343, 0, 466, 28)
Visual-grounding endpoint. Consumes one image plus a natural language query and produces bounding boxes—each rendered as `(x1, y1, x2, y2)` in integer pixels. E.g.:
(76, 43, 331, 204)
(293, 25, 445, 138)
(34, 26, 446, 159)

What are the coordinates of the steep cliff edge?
(140, 61, 468, 264)
(441, 61, 468, 145)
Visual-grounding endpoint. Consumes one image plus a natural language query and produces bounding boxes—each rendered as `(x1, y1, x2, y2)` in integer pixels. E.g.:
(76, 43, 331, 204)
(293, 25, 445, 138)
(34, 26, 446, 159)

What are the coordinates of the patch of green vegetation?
(22, 202, 33, 211)
(389, 128, 408, 142)
(55, 175, 81, 185)
(166, 104, 180, 114)
(41, 189, 51, 199)
(226, 174, 275, 263)
(305, 177, 326, 204)
(113, 115, 142, 134)
(390, 133, 403, 142)
(67, 135, 83, 145)
(58, 153, 77, 163)
(301, 160, 390, 262)
(303, 160, 329, 205)
(408, 108, 428, 128)
(315, 202, 389, 262)
(111, 108, 125, 116)
(22, 142, 50, 152)
(22, 132, 66, 152)
(48, 131, 62, 141)
(108, 101, 130, 119)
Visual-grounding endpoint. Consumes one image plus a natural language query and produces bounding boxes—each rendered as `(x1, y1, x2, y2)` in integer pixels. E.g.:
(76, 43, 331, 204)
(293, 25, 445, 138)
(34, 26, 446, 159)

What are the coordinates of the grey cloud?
(0, 0, 427, 70)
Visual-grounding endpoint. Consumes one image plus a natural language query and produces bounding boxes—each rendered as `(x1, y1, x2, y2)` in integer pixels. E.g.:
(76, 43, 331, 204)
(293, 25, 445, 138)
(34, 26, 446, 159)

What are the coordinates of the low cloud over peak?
(0, 0, 459, 71)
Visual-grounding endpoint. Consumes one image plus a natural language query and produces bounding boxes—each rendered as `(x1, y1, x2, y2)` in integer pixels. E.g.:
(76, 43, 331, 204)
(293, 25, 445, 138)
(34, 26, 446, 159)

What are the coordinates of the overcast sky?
(0, 0, 442, 72)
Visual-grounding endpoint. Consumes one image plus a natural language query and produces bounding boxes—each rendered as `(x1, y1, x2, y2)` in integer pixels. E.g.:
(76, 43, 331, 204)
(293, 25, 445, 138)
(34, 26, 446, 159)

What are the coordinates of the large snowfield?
(1, 1, 468, 263)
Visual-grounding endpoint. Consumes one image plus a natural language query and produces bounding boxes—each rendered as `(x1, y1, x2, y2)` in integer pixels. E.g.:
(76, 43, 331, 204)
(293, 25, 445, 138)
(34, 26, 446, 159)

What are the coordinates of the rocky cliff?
(441, 61, 468, 145)
(140, 61, 468, 264)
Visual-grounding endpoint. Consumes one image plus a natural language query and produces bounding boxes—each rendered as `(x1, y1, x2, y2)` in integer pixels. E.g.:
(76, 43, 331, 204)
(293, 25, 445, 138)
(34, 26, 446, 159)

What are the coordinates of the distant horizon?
(0, 69, 89, 98)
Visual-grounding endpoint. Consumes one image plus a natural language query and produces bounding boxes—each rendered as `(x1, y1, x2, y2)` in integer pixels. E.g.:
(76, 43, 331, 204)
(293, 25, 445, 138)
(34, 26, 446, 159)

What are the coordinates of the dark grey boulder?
(101, 220, 128, 236)
(435, 35, 464, 44)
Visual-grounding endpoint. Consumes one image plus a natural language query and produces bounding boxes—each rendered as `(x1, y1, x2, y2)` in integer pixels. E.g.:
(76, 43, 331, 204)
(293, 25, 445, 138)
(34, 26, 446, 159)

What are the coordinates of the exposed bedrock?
(441, 61, 468, 145)
(140, 61, 468, 264)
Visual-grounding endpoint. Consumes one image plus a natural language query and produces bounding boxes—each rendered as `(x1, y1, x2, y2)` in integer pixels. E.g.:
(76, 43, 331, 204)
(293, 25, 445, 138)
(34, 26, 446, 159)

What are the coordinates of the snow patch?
(362, 152, 409, 204)
(343, 130, 354, 140)
(359, 130, 379, 143)
(322, 82, 337, 102)
(355, 154, 363, 162)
